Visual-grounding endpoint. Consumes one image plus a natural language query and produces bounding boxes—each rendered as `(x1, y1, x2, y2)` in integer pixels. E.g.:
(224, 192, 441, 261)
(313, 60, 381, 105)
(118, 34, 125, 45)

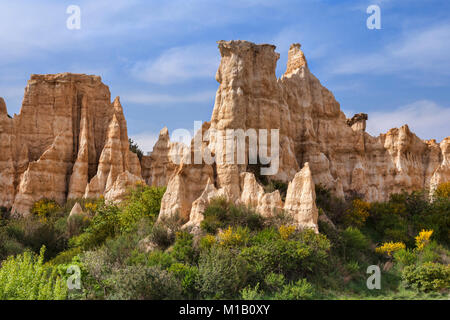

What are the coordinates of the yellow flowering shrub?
(375, 241, 406, 256)
(218, 226, 249, 247)
(435, 182, 450, 198)
(415, 229, 433, 251)
(279, 225, 296, 240)
(84, 202, 98, 213)
(344, 199, 371, 227)
(199, 234, 217, 250)
(31, 199, 61, 222)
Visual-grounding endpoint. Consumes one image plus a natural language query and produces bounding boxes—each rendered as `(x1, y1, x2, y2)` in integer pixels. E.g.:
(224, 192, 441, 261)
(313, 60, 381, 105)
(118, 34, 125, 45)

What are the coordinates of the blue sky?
(1, 0, 449, 152)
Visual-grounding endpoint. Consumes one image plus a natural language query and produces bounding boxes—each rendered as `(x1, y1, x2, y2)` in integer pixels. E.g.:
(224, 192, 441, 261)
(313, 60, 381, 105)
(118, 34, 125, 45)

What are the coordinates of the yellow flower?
(279, 225, 296, 240)
(218, 226, 248, 247)
(415, 229, 433, 251)
(375, 241, 405, 256)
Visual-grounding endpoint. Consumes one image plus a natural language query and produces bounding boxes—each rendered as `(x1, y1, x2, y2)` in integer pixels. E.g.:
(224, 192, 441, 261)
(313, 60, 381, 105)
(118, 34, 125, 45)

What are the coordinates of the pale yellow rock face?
(69, 202, 84, 218)
(239, 172, 283, 218)
(0, 73, 143, 215)
(141, 127, 189, 187)
(284, 163, 319, 233)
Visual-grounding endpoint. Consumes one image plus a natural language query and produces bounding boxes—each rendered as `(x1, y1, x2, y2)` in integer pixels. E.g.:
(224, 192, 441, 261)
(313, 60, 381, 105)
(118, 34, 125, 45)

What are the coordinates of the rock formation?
(1, 41, 449, 232)
(69, 202, 84, 218)
(141, 127, 189, 187)
(0, 73, 142, 215)
(155, 40, 450, 232)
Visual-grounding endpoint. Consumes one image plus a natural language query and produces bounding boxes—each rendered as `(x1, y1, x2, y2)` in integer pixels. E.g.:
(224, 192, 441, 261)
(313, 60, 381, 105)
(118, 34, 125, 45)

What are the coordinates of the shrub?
(375, 242, 406, 257)
(240, 283, 263, 300)
(168, 263, 199, 298)
(279, 225, 296, 240)
(0, 246, 67, 299)
(342, 227, 369, 260)
(201, 197, 264, 233)
(315, 185, 349, 225)
(70, 204, 121, 249)
(16, 216, 67, 260)
(129, 138, 144, 160)
(264, 272, 285, 292)
(197, 246, 249, 299)
(434, 182, 450, 198)
(402, 262, 450, 292)
(108, 265, 182, 300)
(274, 279, 315, 300)
(146, 250, 176, 270)
(199, 234, 217, 251)
(149, 222, 177, 249)
(67, 213, 91, 238)
(345, 261, 360, 274)
(415, 229, 433, 251)
(217, 226, 250, 247)
(344, 199, 370, 228)
(393, 249, 416, 268)
(119, 184, 166, 233)
(171, 231, 197, 264)
(49, 247, 83, 266)
(241, 229, 330, 282)
(31, 199, 62, 222)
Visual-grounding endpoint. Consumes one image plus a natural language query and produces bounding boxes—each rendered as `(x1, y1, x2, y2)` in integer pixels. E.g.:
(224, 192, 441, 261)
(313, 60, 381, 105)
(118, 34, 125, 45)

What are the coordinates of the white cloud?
(366, 100, 450, 142)
(131, 44, 220, 84)
(122, 90, 216, 105)
(331, 23, 450, 76)
(129, 132, 159, 154)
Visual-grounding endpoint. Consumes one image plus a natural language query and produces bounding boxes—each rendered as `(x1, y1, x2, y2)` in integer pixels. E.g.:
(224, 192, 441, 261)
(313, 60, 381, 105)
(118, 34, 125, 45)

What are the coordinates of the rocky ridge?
(1, 41, 449, 233)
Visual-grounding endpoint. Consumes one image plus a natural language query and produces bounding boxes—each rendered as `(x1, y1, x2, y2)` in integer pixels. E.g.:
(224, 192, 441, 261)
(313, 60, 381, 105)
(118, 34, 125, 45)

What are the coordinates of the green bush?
(171, 231, 197, 264)
(107, 265, 182, 300)
(49, 247, 83, 266)
(0, 246, 67, 299)
(240, 283, 263, 300)
(201, 197, 265, 233)
(402, 262, 450, 292)
(149, 223, 177, 249)
(241, 229, 330, 282)
(146, 250, 176, 269)
(70, 204, 121, 249)
(393, 248, 416, 268)
(168, 263, 199, 298)
(342, 227, 369, 261)
(197, 246, 249, 299)
(264, 272, 285, 292)
(274, 279, 315, 300)
(119, 185, 166, 233)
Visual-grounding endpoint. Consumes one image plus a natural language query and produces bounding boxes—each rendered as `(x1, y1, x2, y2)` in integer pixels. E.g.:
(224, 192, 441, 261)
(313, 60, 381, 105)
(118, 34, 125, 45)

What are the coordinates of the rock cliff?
(0, 73, 142, 215)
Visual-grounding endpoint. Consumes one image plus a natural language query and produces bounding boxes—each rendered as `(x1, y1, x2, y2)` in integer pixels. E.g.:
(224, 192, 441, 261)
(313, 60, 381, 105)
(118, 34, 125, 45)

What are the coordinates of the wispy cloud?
(331, 23, 450, 77)
(366, 100, 450, 142)
(131, 44, 220, 84)
(129, 132, 159, 153)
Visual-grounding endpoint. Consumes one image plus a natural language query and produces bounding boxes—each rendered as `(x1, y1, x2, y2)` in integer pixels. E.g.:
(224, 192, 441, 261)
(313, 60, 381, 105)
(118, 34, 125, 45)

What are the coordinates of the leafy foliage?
(0, 247, 67, 299)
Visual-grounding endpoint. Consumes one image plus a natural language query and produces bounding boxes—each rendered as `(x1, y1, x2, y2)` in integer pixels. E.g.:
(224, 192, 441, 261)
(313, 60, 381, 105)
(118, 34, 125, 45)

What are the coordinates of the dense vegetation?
(0, 182, 448, 300)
